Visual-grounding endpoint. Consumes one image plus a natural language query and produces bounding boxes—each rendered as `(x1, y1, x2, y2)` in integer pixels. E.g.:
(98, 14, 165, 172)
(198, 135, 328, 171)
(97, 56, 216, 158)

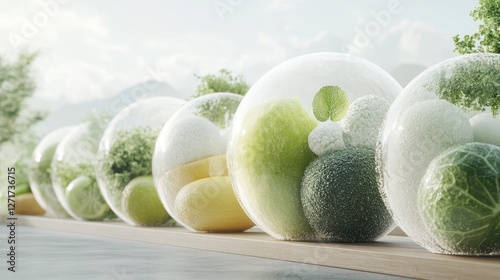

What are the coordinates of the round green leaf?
(312, 86, 349, 122)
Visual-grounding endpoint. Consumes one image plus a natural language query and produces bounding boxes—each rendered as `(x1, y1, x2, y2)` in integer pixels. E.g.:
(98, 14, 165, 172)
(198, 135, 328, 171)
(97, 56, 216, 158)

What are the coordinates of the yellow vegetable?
(162, 155, 228, 198)
(16, 193, 45, 215)
(175, 176, 254, 232)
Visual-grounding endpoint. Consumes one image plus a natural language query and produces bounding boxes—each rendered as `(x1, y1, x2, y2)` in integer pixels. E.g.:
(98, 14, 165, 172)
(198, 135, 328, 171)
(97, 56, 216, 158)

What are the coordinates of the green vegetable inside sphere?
(54, 162, 95, 190)
(312, 85, 349, 122)
(66, 176, 114, 220)
(425, 54, 500, 116)
(99, 127, 158, 208)
(30, 139, 70, 218)
(122, 176, 170, 226)
(418, 142, 500, 255)
(234, 98, 318, 240)
(35, 142, 58, 184)
(301, 148, 394, 242)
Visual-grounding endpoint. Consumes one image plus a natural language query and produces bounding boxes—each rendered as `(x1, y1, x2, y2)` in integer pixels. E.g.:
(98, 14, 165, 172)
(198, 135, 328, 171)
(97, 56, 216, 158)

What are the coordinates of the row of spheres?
(28, 52, 500, 256)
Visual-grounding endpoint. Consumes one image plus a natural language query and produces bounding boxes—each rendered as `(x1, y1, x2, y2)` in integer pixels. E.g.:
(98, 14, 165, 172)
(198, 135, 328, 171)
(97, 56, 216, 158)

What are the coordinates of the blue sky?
(1, 0, 479, 105)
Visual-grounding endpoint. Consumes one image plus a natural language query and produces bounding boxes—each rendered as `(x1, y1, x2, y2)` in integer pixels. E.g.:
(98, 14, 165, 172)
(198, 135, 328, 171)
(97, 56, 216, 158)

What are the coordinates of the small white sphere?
(342, 95, 390, 149)
(160, 116, 225, 171)
(308, 121, 345, 156)
(470, 113, 500, 146)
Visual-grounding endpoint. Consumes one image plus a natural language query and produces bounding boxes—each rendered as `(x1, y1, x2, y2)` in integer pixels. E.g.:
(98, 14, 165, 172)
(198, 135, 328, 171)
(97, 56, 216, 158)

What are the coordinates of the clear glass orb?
(379, 53, 500, 255)
(153, 93, 254, 232)
(228, 52, 401, 241)
(29, 126, 75, 218)
(96, 97, 186, 226)
(51, 117, 117, 221)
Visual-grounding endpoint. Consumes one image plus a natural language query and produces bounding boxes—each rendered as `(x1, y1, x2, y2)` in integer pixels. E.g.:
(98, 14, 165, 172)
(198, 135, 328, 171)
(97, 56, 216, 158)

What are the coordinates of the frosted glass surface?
(379, 53, 500, 255)
(96, 97, 186, 226)
(51, 122, 116, 221)
(29, 126, 75, 218)
(228, 53, 401, 241)
(152, 93, 250, 232)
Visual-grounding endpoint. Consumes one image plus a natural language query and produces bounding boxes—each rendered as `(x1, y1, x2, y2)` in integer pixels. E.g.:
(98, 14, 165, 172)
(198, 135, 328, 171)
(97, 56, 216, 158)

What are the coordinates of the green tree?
(193, 69, 250, 128)
(453, 0, 500, 54)
(426, 55, 499, 115)
(436, 0, 500, 116)
(0, 52, 46, 199)
(0, 52, 46, 144)
(194, 69, 250, 97)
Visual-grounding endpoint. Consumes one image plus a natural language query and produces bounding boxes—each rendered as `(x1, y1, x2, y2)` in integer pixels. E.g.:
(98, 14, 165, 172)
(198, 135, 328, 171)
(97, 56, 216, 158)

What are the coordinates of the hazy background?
(1, 0, 479, 134)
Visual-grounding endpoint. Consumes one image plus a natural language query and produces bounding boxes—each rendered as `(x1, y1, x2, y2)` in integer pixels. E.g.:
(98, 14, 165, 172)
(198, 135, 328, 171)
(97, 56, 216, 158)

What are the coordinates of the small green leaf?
(312, 86, 349, 121)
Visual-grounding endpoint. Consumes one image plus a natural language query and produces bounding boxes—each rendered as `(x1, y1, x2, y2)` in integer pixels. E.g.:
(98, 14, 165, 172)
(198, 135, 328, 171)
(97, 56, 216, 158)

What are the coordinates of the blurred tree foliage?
(453, 0, 500, 54)
(431, 0, 500, 116)
(194, 69, 250, 97)
(0, 52, 47, 196)
(193, 69, 250, 128)
(427, 56, 499, 115)
(0, 52, 46, 144)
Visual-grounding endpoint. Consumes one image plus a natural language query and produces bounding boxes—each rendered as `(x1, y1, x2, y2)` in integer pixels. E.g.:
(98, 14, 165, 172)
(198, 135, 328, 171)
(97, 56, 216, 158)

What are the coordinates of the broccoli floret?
(308, 122, 345, 156)
(342, 95, 390, 149)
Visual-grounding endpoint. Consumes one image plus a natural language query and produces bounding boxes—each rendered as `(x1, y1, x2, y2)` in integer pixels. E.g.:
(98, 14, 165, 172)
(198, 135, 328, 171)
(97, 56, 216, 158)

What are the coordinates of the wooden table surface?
(8, 215, 500, 280)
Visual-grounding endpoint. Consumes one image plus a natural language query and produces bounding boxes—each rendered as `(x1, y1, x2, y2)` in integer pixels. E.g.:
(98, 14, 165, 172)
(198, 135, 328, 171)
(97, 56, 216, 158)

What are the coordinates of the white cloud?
(350, 20, 456, 72)
(396, 21, 455, 66)
(0, 0, 474, 106)
(289, 31, 330, 49)
(0, 3, 139, 104)
(33, 54, 132, 103)
(142, 32, 238, 93)
(266, 0, 298, 12)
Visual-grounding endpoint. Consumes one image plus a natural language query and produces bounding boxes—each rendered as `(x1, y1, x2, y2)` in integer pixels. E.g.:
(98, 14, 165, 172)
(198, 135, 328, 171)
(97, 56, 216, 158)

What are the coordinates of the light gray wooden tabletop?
(2, 226, 408, 280)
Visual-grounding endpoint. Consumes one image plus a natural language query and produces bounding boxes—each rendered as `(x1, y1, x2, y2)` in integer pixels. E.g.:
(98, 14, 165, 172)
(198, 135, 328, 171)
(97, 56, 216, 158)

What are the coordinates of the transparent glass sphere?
(228, 52, 401, 241)
(379, 53, 500, 255)
(51, 118, 117, 221)
(29, 126, 75, 218)
(96, 97, 186, 226)
(153, 93, 255, 232)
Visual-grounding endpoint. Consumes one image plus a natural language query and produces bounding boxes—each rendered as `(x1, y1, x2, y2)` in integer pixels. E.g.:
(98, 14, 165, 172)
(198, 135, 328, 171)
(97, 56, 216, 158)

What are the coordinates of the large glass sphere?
(29, 126, 75, 218)
(51, 117, 117, 221)
(96, 97, 186, 226)
(379, 53, 500, 255)
(228, 53, 401, 241)
(153, 93, 255, 232)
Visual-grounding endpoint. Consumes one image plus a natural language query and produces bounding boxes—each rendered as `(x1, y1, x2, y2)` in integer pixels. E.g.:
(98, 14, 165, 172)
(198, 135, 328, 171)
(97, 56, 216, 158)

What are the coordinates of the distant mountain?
(32, 81, 190, 136)
(31, 64, 428, 137)
(390, 64, 428, 87)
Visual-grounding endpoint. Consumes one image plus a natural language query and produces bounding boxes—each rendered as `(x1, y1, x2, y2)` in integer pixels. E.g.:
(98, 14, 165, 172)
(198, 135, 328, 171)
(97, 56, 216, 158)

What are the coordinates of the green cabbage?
(418, 142, 500, 255)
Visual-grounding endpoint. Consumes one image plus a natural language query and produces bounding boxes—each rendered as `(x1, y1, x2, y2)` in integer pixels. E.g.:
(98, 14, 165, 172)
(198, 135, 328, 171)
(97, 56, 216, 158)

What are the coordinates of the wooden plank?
(13, 215, 500, 280)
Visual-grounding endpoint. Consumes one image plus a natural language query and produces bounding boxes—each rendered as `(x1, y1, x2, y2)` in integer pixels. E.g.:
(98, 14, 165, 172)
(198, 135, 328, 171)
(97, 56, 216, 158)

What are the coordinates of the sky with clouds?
(1, 0, 479, 105)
